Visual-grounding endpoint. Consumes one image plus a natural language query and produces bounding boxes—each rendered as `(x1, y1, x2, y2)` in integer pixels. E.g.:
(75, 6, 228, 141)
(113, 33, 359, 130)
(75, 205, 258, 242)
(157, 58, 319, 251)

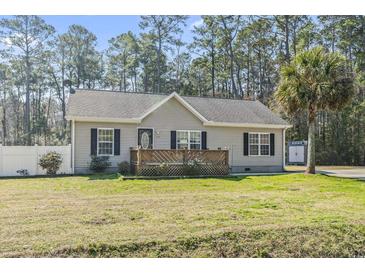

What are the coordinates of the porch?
(130, 148, 229, 176)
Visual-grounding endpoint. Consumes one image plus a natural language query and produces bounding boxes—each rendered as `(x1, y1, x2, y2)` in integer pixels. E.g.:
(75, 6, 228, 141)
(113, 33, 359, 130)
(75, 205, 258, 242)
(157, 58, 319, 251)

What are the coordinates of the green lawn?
(0, 174, 364, 257)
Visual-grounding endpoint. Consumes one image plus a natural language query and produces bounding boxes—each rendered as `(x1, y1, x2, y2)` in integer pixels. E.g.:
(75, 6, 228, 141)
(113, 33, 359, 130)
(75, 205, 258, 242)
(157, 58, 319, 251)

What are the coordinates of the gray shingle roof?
(183, 96, 288, 125)
(67, 90, 165, 119)
(67, 89, 289, 126)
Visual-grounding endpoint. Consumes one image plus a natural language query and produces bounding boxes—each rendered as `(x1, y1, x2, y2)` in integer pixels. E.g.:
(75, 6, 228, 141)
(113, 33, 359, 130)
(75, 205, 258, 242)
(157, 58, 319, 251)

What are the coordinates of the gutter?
(65, 116, 141, 124)
(67, 115, 291, 129)
(203, 121, 292, 129)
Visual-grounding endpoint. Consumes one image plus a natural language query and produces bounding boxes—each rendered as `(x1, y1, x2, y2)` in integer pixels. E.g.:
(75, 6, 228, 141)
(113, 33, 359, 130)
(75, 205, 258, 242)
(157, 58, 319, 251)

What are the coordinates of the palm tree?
(275, 46, 354, 174)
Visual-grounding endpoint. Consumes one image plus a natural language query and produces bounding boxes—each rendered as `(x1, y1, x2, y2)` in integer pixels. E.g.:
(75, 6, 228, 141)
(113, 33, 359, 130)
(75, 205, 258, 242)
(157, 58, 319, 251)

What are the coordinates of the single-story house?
(66, 89, 291, 174)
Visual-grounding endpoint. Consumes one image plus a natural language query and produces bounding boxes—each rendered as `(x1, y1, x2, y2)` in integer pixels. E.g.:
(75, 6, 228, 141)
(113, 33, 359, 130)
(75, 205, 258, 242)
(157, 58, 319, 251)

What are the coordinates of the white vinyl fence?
(0, 145, 72, 177)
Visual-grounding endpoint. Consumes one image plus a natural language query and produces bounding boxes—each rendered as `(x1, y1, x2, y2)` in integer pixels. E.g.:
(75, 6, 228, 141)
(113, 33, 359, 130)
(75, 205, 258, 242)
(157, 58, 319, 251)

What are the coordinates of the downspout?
(72, 119, 75, 174)
(282, 128, 286, 171)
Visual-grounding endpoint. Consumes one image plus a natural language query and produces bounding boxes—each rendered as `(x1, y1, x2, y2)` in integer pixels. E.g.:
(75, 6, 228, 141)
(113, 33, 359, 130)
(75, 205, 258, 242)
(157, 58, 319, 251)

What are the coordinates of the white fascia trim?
(203, 121, 292, 129)
(139, 92, 208, 123)
(138, 93, 175, 121)
(172, 93, 208, 122)
(66, 116, 141, 124)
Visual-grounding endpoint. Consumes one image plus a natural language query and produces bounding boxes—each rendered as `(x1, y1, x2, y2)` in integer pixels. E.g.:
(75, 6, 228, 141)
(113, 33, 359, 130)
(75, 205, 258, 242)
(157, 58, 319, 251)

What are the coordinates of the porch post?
(183, 148, 187, 163)
(137, 148, 141, 165)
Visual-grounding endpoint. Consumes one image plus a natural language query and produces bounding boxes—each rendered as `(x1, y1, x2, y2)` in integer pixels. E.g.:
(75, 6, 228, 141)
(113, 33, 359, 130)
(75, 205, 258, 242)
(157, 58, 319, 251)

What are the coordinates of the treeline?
(0, 16, 364, 165)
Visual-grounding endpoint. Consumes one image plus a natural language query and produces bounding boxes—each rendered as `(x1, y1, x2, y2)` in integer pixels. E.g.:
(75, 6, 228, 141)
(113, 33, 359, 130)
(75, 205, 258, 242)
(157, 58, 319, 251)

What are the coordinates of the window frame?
(248, 132, 270, 156)
(176, 130, 202, 150)
(97, 128, 114, 156)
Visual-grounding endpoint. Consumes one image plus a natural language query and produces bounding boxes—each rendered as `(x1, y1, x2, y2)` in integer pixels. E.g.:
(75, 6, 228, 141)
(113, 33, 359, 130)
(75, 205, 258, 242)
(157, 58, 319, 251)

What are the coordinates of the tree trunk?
(246, 42, 251, 97)
(211, 44, 215, 97)
(25, 16, 31, 145)
(60, 50, 66, 136)
(119, 72, 123, 92)
(123, 55, 127, 92)
(134, 68, 137, 92)
(293, 18, 297, 57)
(157, 30, 162, 94)
(1, 90, 6, 145)
(228, 43, 237, 97)
(305, 108, 316, 174)
(331, 24, 335, 53)
(258, 49, 263, 97)
(284, 15, 290, 63)
(322, 111, 326, 151)
(236, 63, 243, 98)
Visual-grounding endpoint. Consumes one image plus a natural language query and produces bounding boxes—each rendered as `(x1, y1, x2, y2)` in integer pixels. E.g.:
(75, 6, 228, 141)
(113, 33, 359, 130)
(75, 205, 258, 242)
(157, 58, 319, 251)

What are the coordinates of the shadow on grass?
(86, 173, 121, 180)
(0, 172, 294, 182)
(121, 174, 247, 181)
(119, 173, 292, 182)
(221, 173, 289, 182)
(120, 174, 292, 182)
(0, 173, 75, 181)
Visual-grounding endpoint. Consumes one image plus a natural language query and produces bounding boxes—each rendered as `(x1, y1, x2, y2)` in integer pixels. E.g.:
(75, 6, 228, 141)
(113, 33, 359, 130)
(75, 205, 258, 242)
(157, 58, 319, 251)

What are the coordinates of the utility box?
(288, 140, 307, 165)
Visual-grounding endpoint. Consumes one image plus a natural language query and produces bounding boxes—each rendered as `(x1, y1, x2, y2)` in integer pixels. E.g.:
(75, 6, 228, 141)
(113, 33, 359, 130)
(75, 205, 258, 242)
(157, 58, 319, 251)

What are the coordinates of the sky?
(38, 15, 203, 51)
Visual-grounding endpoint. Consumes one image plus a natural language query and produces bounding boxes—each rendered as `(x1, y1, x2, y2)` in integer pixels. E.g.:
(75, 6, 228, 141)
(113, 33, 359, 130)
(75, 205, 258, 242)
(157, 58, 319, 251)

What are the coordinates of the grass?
(0, 173, 364, 257)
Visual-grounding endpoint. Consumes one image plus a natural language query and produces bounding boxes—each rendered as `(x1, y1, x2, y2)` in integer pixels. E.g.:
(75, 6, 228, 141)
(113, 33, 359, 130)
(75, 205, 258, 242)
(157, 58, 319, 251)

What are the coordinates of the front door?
(138, 128, 153, 149)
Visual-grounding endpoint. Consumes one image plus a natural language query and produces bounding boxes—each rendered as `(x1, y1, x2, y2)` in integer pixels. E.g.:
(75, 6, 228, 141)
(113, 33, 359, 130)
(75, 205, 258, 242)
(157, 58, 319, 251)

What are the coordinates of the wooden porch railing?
(130, 148, 229, 176)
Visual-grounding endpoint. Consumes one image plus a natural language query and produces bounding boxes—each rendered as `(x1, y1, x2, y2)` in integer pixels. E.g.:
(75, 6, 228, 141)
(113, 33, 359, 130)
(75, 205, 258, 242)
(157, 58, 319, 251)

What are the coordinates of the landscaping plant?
(118, 161, 130, 175)
(89, 156, 111, 172)
(39, 151, 62, 175)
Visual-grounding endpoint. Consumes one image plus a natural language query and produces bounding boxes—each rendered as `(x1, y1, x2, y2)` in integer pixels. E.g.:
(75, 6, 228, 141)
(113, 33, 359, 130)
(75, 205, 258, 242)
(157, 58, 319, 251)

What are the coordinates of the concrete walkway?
(318, 168, 365, 180)
(232, 166, 365, 180)
(230, 172, 287, 176)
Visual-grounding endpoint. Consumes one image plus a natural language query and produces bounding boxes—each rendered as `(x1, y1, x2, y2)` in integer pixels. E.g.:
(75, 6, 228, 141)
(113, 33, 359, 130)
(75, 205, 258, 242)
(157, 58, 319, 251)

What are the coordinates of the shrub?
(182, 159, 201, 176)
(89, 156, 111, 172)
(16, 169, 29, 176)
(39, 151, 62, 175)
(118, 161, 130, 175)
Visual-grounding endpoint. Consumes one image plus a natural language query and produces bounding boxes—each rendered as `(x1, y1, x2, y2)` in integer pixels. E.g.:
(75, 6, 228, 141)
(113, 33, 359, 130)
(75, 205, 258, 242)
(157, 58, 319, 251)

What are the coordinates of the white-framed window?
(249, 133, 270, 156)
(97, 128, 114, 156)
(176, 130, 201, 150)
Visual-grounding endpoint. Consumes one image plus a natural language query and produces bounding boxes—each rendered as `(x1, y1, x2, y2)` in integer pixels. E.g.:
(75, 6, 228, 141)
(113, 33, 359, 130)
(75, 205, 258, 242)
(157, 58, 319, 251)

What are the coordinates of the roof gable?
(139, 92, 208, 123)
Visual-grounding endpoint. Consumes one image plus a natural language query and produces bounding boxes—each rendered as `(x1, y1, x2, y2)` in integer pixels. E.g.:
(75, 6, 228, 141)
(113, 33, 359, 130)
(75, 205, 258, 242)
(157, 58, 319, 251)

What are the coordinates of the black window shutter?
(270, 133, 275, 156)
(201, 131, 207, 150)
(243, 132, 249, 156)
(91, 128, 97, 156)
(171, 131, 176, 149)
(114, 129, 120, 155)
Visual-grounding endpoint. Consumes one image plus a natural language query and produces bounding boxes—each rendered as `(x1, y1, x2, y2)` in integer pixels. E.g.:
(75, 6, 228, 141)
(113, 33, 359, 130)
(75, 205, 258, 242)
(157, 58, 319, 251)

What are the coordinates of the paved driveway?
(318, 167, 365, 180)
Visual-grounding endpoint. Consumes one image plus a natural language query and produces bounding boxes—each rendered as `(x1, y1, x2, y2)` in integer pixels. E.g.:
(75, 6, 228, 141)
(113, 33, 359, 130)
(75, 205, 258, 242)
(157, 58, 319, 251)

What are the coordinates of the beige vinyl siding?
(73, 97, 284, 172)
(140, 97, 282, 167)
(140, 97, 205, 148)
(205, 126, 283, 167)
(74, 121, 137, 170)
